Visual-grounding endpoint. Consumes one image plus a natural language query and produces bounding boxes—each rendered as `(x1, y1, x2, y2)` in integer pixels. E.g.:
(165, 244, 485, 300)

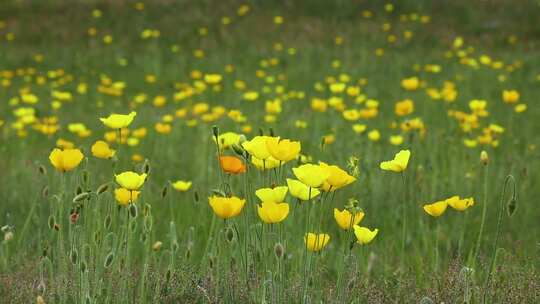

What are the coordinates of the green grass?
(1, 0, 539, 303)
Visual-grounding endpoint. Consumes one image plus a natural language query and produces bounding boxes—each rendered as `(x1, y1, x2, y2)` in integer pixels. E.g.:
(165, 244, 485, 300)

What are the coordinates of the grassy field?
(1, 0, 539, 303)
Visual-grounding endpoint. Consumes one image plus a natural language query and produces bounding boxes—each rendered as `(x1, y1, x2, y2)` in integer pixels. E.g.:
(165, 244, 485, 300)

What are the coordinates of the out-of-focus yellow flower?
(266, 137, 301, 162)
(204, 74, 222, 84)
(305, 233, 330, 252)
(352, 124, 367, 134)
(115, 188, 140, 206)
(242, 136, 272, 159)
(319, 162, 356, 191)
(255, 186, 288, 203)
(446, 196, 475, 211)
(368, 129, 381, 141)
(502, 90, 519, 104)
(395, 99, 414, 116)
(49, 148, 84, 172)
(380, 150, 411, 173)
(423, 200, 448, 217)
(171, 180, 192, 192)
(353, 226, 378, 244)
(287, 178, 320, 201)
(115, 171, 147, 190)
(100, 111, 136, 129)
(208, 196, 246, 219)
(515, 103, 527, 113)
(91, 140, 115, 159)
(389, 135, 404, 146)
(258, 201, 289, 224)
(334, 208, 364, 230)
(401, 77, 419, 91)
(292, 164, 330, 188)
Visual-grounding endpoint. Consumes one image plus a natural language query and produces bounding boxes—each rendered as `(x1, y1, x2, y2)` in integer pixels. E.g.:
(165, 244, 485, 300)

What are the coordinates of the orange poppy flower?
(219, 155, 246, 174)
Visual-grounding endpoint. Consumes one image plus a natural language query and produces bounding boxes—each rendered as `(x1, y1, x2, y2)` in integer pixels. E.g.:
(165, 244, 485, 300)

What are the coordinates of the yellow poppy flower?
(242, 136, 273, 160)
(214, 132, 240, 150)
(91, 140, 115, 159)
(100, 111, 136, 129)
(292, 164, 330, 188)
(49, 148, 84, 172)
(379, 149, 411, 173)
(171, 180, 192, 192)
(319, 162, 356, 191)
(304, 233, 330, 252)
(255, 186, 288, 203)
(114, 188, 140, 206)
(423, 200, 448, 217)
(401, 77, 419, 91)
(257, 201, 289, 224)
(208, 196, 246, 219)
(353, 226, 379, 245)
(286, 178, 320, 201)
(502, 90, 519, 104)
(395, 99, 414, 116)
(265, 137, 301, 162)
(446, 196, 475, 211)
(334, 208, 364, 230)
(115, 171, 147, 190)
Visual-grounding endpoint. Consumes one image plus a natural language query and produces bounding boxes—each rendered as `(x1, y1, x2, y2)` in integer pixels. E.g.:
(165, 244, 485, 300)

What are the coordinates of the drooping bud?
(480, 150, 489, 165)
(274, 242, 284, 260)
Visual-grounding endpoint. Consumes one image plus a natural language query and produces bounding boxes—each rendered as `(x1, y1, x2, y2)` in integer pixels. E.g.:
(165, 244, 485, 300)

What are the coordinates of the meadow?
(0, 0, 539, 303)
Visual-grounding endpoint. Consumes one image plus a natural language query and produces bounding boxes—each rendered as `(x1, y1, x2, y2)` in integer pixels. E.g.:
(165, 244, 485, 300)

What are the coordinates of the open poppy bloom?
(353, 226, 379, 245)
(219, 155, 246, 174)
(334, 208, 364, 230)
(100, 111, 136, 129)
(380, 149, 411, 173)
(49, 148, 84, 172)
(304, 233, 330, 252)
(208, 196, 246, 219)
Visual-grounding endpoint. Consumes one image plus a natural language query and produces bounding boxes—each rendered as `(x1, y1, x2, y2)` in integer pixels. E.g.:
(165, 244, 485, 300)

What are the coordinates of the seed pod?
(70, 249, 78, 264)
(42, 185, 49, 198)
(507, 198, 517, 216)
(274, 243, 284, 260)
(161, 185, 168, 199)
(104, 215, 112, 230)
(80, 260, 87, 273)
(129, 204, 138, 218)
(73, 192, 90, 202)
(212, 125, 220, 138)
(104, 252, 115, 268)
(96, 183, 109, 195)
(225, 227, 235, 243)
(38, 165, 47, 176)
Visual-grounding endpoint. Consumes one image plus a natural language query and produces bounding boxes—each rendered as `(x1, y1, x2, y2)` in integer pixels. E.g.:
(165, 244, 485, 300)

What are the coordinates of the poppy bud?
(274, 242, 284, 260)
(96, 183, 109, 195)
(194, 190, 200, 203)
(73, 192, 90, 202)
(161, 185, 168, 198)
(48, 216, 55, 229)
(80, 260, 87, 273)
(129, 204, 138, 218)
(226, 227, 235, 243)
(104, 215, 112, 229)
(480, 150, 489, 165)
(42, 185, 49, 198)
(507, 197, 517, 216)
(104, 252, 114, 268)
(212, 125, 220, 138)
(38, 165, 47, 176)
(70, 249, 78, 264)
(152, 241, 163, 251)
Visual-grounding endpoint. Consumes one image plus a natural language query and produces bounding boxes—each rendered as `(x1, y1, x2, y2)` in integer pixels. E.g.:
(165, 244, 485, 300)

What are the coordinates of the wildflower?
(319, 162, 356, 191)
(100, 111, 136, 129)
(334, 208, 364, 230)
(480, 150, 489, 165)
(251, 156, 281, 170)
(91, 140, 115, 159)
(215, 132, 241, 150)
(380, 150, 411, 173)
(208, 196, 246, 219)
(304, 233, 330, 252)
(171, 180, 192, 192)
(502, 90, 519, 104)
(368, 129, 381, 141)
(395, 99, 414, 116)
(257, 202, 289, 224)
(401, 77, 419, 91)
(287, 178, 320, 201)
(292, 164, 330, 188)
(423, 200, 448, 217)
(49, 148, 84, 172)
(242, 136, 273, 159)
(219, 155, 246, 174)
(115, 171, 147, 190)
(255, 186, 288, 203)
(353, 226, 378, 244)
(265, 137, 301, 162)
(114, 188, 140, 206)
(447, 196, 475, 211)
